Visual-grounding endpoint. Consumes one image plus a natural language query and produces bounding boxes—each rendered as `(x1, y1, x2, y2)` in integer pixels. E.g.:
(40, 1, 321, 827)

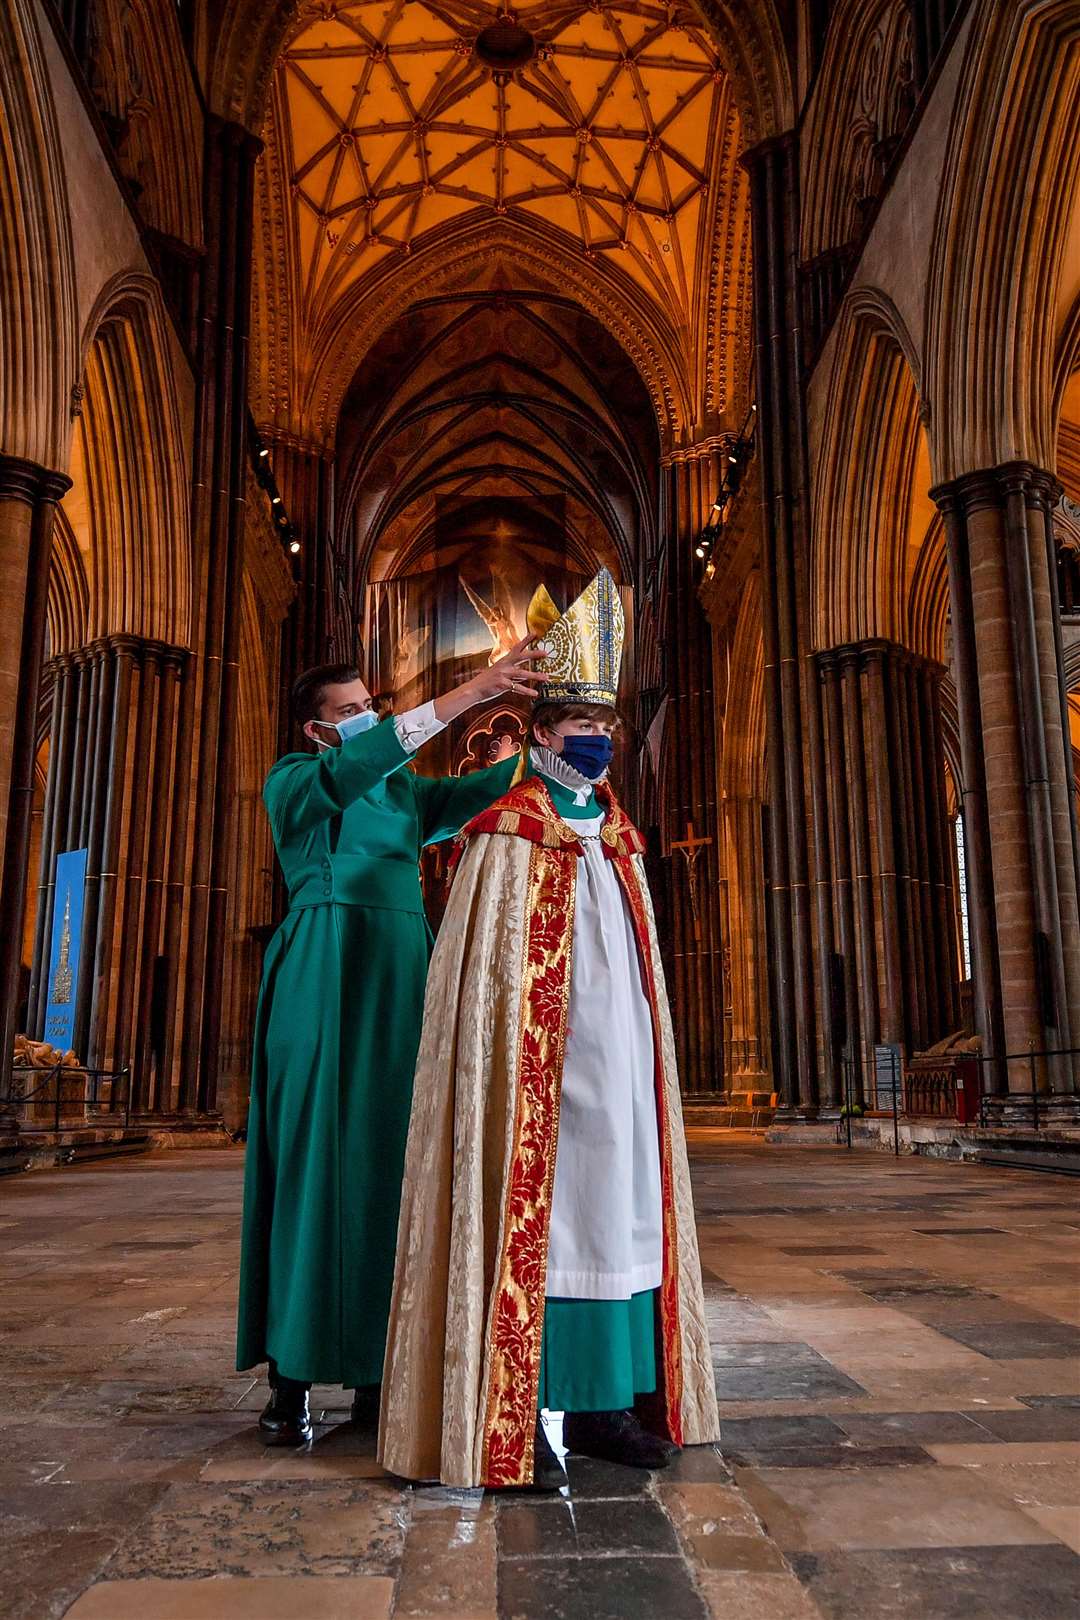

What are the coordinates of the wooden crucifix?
(671, 820, 712, 943)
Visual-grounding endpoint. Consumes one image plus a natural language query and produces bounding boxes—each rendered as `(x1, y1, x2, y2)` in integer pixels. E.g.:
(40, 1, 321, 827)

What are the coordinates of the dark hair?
(291, 663, 362, 725)
(529, 700, 621, 742)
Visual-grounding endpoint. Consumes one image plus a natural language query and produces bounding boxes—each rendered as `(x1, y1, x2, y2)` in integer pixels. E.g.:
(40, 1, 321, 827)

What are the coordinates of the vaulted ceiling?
(251, 0, 752, 451)
(337, 285, 661, 582)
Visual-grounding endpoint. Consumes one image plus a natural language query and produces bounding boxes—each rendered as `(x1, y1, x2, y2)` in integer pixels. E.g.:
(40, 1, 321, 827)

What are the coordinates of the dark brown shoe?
(563, 1409, 678, 1470)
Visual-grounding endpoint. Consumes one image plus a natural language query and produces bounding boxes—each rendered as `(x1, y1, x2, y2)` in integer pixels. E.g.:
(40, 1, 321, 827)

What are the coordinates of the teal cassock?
(236, 720, 517, 1386)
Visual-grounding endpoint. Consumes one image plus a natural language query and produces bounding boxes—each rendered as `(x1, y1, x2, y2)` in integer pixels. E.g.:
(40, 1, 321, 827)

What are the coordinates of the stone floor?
(1, 1136, 1078, 1620)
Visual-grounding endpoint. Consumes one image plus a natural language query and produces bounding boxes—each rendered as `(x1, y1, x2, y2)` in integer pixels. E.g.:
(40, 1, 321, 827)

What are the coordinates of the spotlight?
(271, 494, 281, 505)
(695, 544, 706, 558)
(258, 446, 269, 458)
(751, 403, 757, 411)
(289, 539, 301, 554)
(711, 501, 722, 514)
(728, 453, 738, 464)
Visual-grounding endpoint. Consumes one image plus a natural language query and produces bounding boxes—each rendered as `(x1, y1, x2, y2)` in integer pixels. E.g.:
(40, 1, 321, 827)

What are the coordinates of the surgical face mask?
(556, 731, 614, 780)
(314, 709, 378, 748)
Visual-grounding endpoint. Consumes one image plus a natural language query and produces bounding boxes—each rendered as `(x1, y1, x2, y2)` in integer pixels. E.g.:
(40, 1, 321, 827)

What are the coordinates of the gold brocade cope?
(527, 568, 624, 707)
(379, 774, 719, 1489)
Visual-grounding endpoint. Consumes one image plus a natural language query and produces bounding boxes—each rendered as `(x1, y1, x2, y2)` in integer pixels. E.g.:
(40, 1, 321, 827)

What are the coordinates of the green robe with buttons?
(236, 721, 517, 1386)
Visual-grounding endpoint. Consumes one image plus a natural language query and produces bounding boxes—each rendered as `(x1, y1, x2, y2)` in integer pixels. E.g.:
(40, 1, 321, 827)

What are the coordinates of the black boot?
(532, 1417, 567, 1491)
(258, 1366, 313, 1447)
(563, 1409, 679, 1470)
(350, 1383, 380, 1430)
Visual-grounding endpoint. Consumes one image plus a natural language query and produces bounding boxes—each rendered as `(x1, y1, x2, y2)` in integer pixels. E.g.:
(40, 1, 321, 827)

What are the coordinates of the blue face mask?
(336, 709, 379, 741)
(558, 732, 614, 780)
(316, 709, 378, 748)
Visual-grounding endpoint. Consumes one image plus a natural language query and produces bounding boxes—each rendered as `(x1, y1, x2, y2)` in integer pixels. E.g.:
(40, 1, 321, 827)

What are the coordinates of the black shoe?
(563, 1409, 679, 1470)
(258, 1378, 313, 1447)
(532, 1417, 567, 1491)
(350, 1383, 380, 1430)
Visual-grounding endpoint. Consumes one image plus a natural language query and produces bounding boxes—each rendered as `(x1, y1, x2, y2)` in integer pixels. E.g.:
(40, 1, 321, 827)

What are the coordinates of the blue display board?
(43, 848, 88, 1051)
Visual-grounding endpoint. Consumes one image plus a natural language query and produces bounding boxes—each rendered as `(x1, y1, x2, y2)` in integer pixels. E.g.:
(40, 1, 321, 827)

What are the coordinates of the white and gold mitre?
(526, 567, 624, 707)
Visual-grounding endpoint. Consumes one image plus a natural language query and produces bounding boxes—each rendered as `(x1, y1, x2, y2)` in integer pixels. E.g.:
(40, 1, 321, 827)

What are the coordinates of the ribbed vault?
(251, 0, 754, 451)
(338, 288, 660, 591)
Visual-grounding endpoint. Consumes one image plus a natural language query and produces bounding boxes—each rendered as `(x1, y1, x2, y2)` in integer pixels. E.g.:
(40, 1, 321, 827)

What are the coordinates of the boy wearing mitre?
(379, 568, 718, 1490)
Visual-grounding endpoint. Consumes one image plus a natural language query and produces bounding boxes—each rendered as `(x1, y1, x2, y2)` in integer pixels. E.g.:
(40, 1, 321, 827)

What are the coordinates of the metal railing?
(2, 1064, 132, 1135)
(833, 1045, 1080, 1150)
(971, 1047, 1080, 1132)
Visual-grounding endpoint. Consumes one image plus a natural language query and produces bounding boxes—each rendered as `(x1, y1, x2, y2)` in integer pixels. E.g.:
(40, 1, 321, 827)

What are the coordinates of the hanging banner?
(43, 848, 88, 1053)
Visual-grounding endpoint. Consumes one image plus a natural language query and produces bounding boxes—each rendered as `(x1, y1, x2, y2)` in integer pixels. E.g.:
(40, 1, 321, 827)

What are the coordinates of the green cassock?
(236, 718, 517, 1386)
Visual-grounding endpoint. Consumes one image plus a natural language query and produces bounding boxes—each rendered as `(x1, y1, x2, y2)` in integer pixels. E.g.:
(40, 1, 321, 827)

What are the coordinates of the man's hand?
(433, 638, 548, 725)
(467, 638, 548, 702)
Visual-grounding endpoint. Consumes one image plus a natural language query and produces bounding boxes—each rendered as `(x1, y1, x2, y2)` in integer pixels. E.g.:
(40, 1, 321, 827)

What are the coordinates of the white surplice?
(534, 752, 663, 1302)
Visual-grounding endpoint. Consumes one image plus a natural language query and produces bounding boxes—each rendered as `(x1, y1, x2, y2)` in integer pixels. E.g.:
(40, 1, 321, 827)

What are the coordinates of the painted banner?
(43, 848, 88, 1052)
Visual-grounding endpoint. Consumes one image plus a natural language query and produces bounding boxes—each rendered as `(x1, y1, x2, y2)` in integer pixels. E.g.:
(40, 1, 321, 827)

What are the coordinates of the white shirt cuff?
(393, 699, 446, 754)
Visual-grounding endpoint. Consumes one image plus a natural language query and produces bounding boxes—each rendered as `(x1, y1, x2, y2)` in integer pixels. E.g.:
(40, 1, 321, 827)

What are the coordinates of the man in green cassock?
(236, 641, 545, 1445)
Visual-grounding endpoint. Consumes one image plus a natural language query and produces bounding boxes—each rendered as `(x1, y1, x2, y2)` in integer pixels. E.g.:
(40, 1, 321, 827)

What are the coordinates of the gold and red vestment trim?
(468, 774, 683, 1486)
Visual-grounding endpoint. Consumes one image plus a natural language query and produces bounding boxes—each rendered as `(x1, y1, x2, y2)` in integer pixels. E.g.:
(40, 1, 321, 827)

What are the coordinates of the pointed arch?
(0, 0, 79, 469)
(811, 288, 937, 653)
(926, 0, 1080, 480)
(57, 274, 193, 652)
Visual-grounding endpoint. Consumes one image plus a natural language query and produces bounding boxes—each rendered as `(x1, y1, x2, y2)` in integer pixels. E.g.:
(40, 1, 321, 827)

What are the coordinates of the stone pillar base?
(981, 1093, 1080, 1129)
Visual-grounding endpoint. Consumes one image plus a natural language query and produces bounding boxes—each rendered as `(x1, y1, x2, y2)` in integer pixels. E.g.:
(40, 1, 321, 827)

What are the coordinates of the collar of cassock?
(529, 745, 605, 808)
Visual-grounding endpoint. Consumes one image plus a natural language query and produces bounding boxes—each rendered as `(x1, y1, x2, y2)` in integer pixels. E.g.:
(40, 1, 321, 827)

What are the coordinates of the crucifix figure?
(671, 820, 712, 943)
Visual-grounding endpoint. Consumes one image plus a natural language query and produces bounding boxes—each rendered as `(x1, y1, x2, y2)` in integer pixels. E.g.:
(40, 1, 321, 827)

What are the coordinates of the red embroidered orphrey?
(466, 774, 684, 1485)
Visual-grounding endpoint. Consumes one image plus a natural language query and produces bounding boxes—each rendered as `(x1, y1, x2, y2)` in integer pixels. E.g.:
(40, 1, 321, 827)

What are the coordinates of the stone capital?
(0, 453, 72, 508)
(930, 460, 1062, 519)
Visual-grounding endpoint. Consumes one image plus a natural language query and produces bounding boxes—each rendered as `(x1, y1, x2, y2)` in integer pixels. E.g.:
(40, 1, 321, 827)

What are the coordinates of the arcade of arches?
(2, 0, 1080, 1146)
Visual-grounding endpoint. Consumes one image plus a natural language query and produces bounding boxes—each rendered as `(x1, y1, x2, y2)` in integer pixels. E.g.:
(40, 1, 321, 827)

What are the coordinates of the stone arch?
(0, 0, 79, 469)
(811, 287, 935, 653)
(801, 0, 917, 260)
(59, 274, 193, 652)
(83, 0, 203, 245)
(926, 0, 1080, 481)
(294, 217, 695, 455)
(46, 509, 91, 657)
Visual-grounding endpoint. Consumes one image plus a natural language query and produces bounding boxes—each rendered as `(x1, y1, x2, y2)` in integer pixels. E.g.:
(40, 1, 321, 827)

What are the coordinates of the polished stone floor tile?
(64, 1575, 397, 1618)
(832, 1411, 993, 1446)
(719, 1415, 849, 1449)
(497, 1553, 709, 1620)
(934, 1319, 1080, 1360)
(963, 1405, 1080, 1440)
(698, 1569, 826, 1619)
(558, 1454, 653, 1497)
(105, 1479, 406, 1578)
(498, 1497, 681, 1559)
(714, 1362, 868, 1402)
(396, 1501, 498, 1618)
(736, 1464, 1061, 1551)
(2, 1142, 1078, 1618)
(789, 1544, 1080, 1619)
(779, 1245, 883, 1256)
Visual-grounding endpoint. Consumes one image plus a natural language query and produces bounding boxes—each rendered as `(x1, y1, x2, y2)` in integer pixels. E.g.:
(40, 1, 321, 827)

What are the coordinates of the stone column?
(816, 640, 961, 1099)
(745, 133, 836, 1117)
(664, 448, 725, 1095)
(0, 455, 71, 1083)
(721, 791, 770, 1086)
(932, 462, 1079, 1105)
(25, 637, 191, 1107)
(173, 117, 260, 1118)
